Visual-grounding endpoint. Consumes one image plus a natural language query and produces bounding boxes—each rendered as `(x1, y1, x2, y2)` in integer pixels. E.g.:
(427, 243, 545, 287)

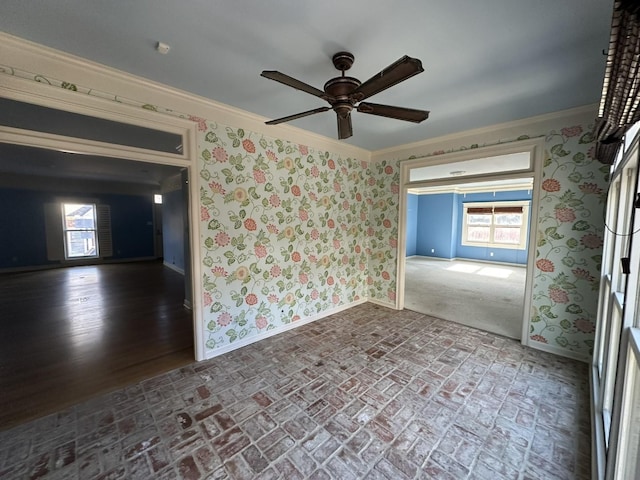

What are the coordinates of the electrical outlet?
(431, 249, 435, 253)
(490, 252, 494, 257)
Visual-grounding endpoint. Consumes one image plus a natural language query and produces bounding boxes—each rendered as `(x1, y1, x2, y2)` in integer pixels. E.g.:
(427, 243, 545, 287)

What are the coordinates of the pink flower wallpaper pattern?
(373, 123, 608, 359)
(197, 125, 370, 352)
(530, 126, 609, 355)
(366, 160, 401, 304)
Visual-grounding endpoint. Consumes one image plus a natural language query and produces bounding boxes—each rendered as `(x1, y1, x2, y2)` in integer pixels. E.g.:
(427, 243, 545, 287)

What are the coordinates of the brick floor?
(0, 304, 591, 479)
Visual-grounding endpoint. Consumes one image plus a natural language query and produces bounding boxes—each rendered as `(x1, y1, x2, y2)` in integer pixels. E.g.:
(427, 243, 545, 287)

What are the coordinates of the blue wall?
(406, 194, 418, 256)
(415, 193, 457, 259)
(108, 194, 155, 258)
(0, 189, 49, 267)
(162, 188, 185, 271)
(0, 187, 155, 269)
(405, 189, 532, 264)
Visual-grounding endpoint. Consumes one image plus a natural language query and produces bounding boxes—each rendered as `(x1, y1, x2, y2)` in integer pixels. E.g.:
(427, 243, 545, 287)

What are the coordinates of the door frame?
(0, 74, 205, 360)
(396, 138, 544, 345)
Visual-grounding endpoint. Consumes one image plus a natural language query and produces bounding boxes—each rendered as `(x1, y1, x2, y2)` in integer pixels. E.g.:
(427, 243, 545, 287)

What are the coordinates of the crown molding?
(371, 103, 599, 161)
(0, 32, 370, 161)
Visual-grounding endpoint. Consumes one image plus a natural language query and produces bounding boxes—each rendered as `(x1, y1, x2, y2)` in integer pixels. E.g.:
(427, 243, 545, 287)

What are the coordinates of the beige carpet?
(403, 256, 526, 339)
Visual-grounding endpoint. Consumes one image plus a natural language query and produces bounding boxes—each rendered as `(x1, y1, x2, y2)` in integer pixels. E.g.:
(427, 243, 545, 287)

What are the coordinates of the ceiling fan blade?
(357, 102, 429, 123)
(265, 106, 331, 125)
(261, 71, 330, 100)
(351, 56, 424, 102)
(337, 113, 353, 139)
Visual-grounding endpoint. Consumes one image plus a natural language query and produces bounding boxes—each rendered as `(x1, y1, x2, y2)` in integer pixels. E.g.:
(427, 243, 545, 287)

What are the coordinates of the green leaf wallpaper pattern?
(197, 125, 370, 352)
(531, 126, 607, 355)
(366, 160, 401, 304)
(373, 123, 607, 358)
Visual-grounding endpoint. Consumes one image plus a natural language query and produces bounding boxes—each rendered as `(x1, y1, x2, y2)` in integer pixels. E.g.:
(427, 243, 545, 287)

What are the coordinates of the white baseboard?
(163, 261, 185, 275)
(409, 255, 454, 262)
(367, 297, 398, 310)
(205, 298, 367, 359)
(452, 257, 526, 268)
(528, 338, 591, 363)
(408, 255, 526, 268)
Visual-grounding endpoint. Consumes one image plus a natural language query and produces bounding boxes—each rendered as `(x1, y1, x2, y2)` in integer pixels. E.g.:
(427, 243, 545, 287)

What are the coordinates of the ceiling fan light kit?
(261, 51, 429, 139)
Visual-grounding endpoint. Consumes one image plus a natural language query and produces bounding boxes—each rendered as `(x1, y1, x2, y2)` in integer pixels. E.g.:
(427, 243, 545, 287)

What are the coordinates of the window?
(614, 329, 640, 479)
(62, 203, 99, 259)
(462, 201, 529, 249)
(594, 123, 640, 478)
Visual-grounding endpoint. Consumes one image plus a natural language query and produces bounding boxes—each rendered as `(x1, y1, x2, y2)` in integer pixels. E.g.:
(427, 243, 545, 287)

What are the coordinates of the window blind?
(595, 0, 640, 165)
(467, 206, 523, 214)
(467, 207, 493, 214)
(494, 206, 523, 214)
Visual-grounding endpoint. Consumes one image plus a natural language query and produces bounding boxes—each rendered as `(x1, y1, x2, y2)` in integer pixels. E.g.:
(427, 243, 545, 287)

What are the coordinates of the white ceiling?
(0, 0, 613, 151)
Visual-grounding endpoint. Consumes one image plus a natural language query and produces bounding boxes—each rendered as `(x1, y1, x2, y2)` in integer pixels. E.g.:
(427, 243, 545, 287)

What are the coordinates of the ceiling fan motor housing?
(324, 76, 361, 118)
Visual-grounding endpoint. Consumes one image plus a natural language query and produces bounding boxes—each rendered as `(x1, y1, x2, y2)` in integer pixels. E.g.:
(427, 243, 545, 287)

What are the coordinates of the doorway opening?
(397, 139, 544, 343)
(0, 92, 200, 427)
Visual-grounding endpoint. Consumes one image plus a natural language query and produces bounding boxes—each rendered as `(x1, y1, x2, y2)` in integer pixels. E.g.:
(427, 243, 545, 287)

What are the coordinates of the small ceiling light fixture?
(156, 41, 170, 54)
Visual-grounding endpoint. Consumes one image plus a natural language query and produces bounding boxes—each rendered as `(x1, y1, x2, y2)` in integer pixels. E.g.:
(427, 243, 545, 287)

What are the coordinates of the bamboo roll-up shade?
(467, 206, 523, 214)
(467, 207, 493, 214)
(494, 206, 523, 214)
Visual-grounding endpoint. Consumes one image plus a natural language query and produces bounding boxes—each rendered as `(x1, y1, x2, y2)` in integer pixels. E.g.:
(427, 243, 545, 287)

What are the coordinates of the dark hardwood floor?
(0, 261, 194, 430)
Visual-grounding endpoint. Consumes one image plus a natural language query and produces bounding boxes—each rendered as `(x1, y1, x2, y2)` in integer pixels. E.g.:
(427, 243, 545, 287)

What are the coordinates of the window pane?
(66, 231, 97, 257)
(64, 204, 96, 230)
(467, 226, 490, 242)
(495, 227, 521, 244)
(495, 213, 523, 226)
(467, 214, 492, 225)
(619, 347, 640, 479)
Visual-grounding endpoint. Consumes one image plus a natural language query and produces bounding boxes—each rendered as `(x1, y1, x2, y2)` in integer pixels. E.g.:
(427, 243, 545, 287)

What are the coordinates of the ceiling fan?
(261, 52, 429, 140)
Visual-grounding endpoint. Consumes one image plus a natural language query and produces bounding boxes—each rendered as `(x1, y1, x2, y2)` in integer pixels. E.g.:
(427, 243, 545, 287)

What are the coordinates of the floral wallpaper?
(196, 123, 370, 353)
(374, 123, 609, 359)
(366, 160, 401, 303)
(1, 63, 608, 360)
(531, 125, 608, 355)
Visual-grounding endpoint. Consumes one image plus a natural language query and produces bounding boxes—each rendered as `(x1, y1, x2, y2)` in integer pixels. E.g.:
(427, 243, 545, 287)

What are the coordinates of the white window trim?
(461, 200, 530, 250)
